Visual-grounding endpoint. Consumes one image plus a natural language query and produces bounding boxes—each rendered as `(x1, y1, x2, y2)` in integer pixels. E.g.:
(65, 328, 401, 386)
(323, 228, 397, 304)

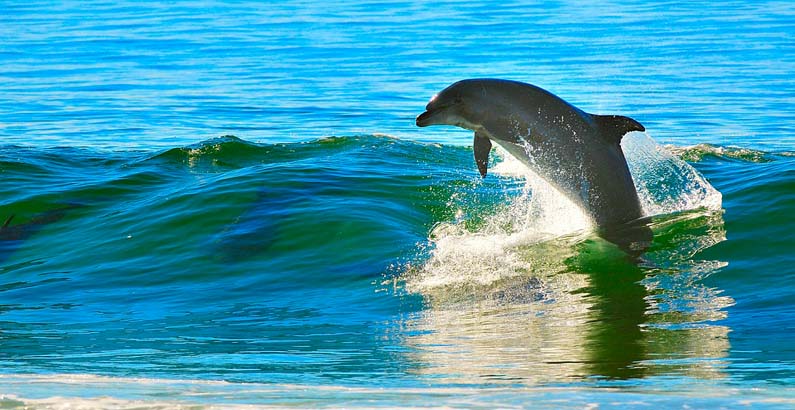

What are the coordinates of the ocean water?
(1, 1, 794, 409)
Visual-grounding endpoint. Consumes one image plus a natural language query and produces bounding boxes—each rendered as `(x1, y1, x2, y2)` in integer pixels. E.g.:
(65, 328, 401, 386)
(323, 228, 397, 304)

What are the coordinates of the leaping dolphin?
(416, 79, 650, 250)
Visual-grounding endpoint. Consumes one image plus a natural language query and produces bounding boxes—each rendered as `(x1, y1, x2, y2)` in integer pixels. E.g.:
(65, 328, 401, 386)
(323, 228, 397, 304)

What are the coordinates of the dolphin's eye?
(454, 95, 464, 104)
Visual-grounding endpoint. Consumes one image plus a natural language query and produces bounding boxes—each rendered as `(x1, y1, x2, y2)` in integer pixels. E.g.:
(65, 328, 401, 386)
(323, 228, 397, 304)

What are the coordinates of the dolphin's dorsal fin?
(591, 114, 645, 145)
(473, 132, 492, 178)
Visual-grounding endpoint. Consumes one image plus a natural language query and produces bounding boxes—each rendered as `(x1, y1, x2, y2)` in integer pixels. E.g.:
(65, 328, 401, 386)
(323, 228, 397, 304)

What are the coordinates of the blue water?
(1, 1, 795, 408)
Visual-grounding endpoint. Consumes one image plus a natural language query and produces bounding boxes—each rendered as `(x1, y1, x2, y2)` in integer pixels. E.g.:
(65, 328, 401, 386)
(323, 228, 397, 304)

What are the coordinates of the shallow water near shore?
(2, 0, 795, 408)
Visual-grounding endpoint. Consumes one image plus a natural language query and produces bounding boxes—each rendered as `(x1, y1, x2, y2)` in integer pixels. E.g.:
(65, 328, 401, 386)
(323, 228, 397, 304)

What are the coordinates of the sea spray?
(623, 133, 723, 215)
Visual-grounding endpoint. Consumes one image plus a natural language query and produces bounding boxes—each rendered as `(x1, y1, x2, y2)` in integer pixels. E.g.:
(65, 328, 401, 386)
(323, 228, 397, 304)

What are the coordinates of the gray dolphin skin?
(416, 79, 649, 242)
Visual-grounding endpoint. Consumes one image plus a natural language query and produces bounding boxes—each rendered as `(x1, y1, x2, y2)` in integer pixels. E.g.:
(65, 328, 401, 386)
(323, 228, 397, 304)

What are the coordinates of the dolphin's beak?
(415, 110, 436, 127)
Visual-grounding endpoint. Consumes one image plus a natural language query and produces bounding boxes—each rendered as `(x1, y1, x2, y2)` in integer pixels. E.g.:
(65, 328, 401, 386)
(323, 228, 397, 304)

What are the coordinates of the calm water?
(1, 1, 794, 408)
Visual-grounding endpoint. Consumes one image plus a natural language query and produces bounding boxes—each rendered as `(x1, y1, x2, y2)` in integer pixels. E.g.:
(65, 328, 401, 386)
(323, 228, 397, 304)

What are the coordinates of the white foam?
(1, 373, 791, 409)
(404, 146, 593, 292)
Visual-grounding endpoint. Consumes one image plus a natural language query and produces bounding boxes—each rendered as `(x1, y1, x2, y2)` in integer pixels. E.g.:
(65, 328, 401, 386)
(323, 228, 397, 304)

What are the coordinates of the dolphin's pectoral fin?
(473, 132, 492, 178)
(591, 114, 645, 145)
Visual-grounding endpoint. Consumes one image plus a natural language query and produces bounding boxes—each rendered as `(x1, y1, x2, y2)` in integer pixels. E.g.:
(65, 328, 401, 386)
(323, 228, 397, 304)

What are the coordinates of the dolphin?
(416, 79, 651, 250)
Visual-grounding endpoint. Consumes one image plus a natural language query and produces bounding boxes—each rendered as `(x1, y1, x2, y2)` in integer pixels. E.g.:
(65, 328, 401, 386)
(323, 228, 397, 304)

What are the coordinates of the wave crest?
(666, 143, 789, 163)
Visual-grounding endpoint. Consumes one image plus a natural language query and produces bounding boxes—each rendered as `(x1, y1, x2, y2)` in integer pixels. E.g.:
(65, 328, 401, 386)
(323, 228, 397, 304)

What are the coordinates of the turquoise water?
(1, 1, 794, 408)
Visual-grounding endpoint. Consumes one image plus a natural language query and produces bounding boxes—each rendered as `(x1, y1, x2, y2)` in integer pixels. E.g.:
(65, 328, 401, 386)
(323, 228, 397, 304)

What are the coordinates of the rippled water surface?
(1, 1, 794, 408)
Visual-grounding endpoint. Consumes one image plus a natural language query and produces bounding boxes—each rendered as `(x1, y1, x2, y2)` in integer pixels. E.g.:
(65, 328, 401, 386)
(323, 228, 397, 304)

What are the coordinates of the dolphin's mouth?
(415, 109, 437, 127)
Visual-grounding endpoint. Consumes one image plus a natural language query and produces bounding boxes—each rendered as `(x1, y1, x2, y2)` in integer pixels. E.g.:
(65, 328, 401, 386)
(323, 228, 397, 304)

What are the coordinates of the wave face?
(2, 134, 794, 408)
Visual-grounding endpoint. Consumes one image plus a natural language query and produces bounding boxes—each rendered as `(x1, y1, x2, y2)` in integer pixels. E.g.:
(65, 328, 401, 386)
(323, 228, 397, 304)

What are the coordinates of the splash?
(404, 146, 594, 292)
(623, 133, 723, 215)
(407, 132, 723, 292)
